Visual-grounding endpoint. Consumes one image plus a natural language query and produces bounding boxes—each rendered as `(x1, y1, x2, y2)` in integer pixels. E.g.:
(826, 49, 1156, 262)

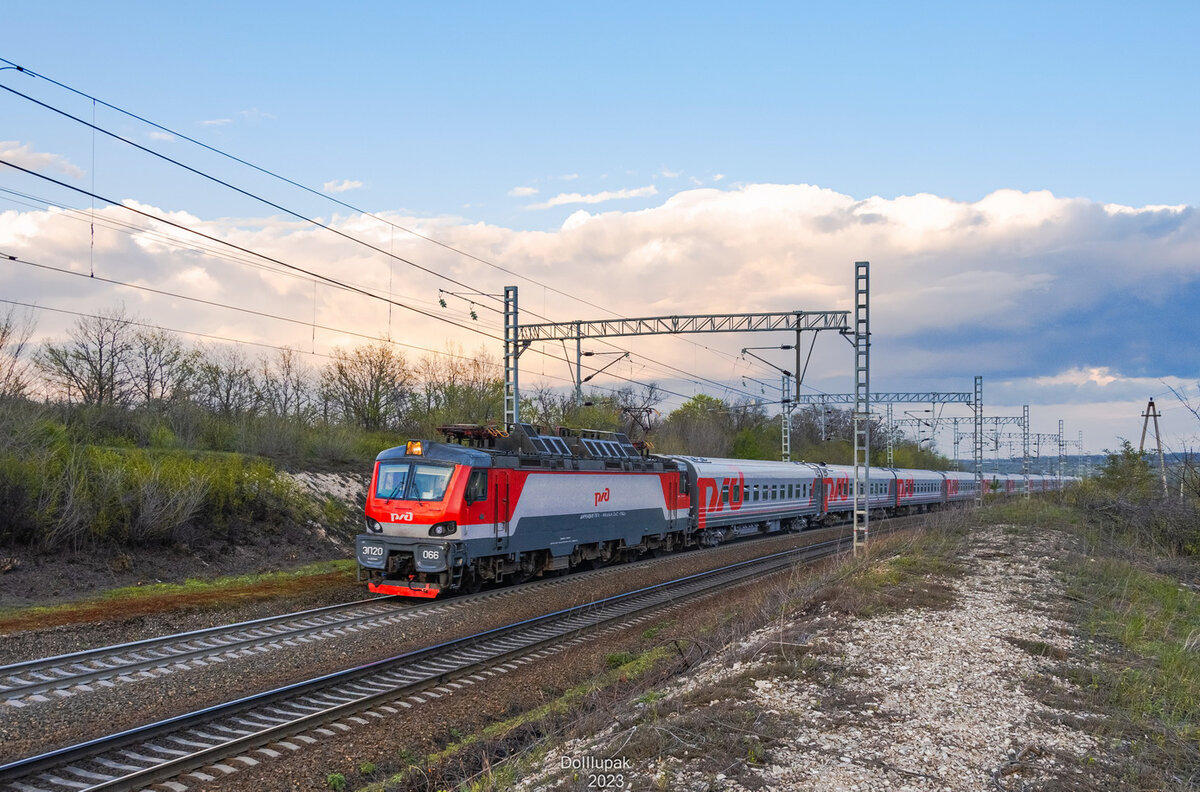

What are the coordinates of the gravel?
(525, 526, 1103, 791)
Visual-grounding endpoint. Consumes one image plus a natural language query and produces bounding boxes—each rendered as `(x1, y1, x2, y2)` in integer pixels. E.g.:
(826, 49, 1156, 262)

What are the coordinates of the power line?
(0, 252, 500, 355)
(1, 68, 800, 404)
(0, 80, 512, 310)
(0, 186, 495, 325)
(0, 158, 496, 340)
(0, 57, 787, 378)
(0, 251, 708, 405)
(0, 183, 775, 405)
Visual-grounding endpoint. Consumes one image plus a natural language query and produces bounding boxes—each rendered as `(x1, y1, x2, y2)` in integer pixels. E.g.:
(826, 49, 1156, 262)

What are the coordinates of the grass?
(981, 496, 1200, 789)
(798, 518, 968, 619)
(0, 559, 356, 633)
(1066, 553, 1200, 731)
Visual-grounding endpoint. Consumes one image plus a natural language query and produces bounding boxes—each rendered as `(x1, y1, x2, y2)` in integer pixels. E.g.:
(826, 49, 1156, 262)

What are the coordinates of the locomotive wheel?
(461, 571, 483, 594)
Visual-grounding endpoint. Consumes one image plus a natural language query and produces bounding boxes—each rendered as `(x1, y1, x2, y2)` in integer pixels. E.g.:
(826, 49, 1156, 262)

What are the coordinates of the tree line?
(0, 304, 947, 467)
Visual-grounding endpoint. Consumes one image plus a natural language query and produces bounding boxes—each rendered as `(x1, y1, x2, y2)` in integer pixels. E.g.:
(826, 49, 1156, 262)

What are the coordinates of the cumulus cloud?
(322, 179, 363, 194)
(508, 186, 538, 197)
(527, 185, 658, 210)
(0, 141, 85, 178)
(1034, 367, 1122, 388)
(3, 182, 1197, 450)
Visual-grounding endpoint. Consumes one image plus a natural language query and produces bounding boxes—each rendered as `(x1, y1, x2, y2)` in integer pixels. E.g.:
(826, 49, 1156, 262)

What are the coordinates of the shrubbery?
(1068, 441, 1200, 556)
(0, 401, 319, 550)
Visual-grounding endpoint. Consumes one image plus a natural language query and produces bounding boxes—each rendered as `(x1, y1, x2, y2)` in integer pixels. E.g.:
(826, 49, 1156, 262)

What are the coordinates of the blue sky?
(1, 2, 1198, 455)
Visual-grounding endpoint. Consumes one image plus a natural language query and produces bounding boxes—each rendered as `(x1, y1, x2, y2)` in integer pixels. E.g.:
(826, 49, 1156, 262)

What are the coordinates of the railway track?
(0, 531, 799, 705)
(0, 534, 853, 792)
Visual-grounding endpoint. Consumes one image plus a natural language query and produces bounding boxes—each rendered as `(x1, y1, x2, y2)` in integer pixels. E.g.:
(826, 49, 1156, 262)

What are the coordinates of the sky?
(1, 1, 1198, 460)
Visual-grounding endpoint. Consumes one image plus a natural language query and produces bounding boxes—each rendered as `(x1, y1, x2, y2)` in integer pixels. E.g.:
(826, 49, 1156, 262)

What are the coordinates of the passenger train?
(355, 423, 1072, 598)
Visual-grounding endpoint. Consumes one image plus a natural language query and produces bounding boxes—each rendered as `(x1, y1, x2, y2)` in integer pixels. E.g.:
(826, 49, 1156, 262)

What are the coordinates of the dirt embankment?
(0, 471, 366, 613)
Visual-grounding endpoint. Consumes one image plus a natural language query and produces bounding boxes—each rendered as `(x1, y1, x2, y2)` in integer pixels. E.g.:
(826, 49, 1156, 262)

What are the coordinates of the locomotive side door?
(493, 471, 510, 551)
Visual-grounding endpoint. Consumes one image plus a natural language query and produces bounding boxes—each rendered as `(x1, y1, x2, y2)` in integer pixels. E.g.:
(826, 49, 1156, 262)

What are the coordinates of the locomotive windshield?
(375, 461, 454, 501)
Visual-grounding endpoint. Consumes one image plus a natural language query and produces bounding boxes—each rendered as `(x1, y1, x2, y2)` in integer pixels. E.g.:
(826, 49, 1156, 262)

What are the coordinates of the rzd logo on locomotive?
(390, 512, 414, 522)
(594, 488, 611, 507)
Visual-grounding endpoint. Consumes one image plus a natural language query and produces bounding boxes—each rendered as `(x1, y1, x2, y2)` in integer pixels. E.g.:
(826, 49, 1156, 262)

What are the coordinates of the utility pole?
(1139, 398, 1169, 497)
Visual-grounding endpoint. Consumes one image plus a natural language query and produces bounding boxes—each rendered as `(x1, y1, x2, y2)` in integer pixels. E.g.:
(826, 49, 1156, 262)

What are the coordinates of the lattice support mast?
(852, 262, 871, 553)
(503, 286, 523, 428)
(1058, 419, 1066, 484)
(974, 375, 984, 506)
(886, 403, 894, 467)
(1023, 404, 1031, 499)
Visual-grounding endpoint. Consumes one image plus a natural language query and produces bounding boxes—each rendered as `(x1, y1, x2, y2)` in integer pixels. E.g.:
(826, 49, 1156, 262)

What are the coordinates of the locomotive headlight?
(428, 521, 457, 537)
(365, 517, 383, 534)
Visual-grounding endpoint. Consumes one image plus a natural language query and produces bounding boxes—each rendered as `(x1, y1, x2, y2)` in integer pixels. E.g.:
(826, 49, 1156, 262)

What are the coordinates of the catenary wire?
(0, 59, 805, 380)
(0, 56, 792, 369)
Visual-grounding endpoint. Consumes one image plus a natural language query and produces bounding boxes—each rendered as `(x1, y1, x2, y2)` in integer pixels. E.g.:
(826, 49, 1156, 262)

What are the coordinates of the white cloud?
(713, 173, 726, 182)
(237, 108, 275, 122)
(3, 183, 1197, 451)
(559, 173, 580, 181)
(527, 185, 658, 210)
(147, 131, 175, 142)
(323, 179, 363, 194)
(659, 168, 680, 178)
(508, 186, 538, 197)
(201, 118, 232, 126)
(1033, 367, 1122, 388)
(0, 141, 85, 178)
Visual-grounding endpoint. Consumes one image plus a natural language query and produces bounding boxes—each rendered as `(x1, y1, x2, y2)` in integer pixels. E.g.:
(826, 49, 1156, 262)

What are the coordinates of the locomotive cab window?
(375, 461, 453, 501)
(464, 469, 488, 503)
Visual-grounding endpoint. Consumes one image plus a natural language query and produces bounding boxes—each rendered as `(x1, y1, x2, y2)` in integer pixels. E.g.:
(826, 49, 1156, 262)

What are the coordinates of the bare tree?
(255, 347, 315, 420)
(614, 384, 664, 439)
(195, 345, 258, 416)
(416, 347, 501, 425)
(35, 306, 137, 406)
(0, 305, 35, 400)
(127, 328, 198, 406)
(657, 393, 734, 456)
(320, 341, 413, 431)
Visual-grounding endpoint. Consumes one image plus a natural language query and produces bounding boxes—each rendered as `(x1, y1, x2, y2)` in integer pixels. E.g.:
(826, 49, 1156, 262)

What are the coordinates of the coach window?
(721, 484, 729, 504)
(464, 469, 488, 503)
(732, 483, 741, 502)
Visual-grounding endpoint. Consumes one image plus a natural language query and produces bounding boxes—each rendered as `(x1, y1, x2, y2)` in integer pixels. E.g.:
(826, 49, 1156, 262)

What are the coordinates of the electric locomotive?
(356, 423, 691, 597)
